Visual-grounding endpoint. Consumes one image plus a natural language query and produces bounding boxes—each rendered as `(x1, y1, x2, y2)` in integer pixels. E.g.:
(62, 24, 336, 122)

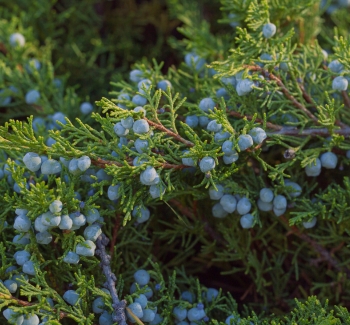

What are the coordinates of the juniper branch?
(95, 233, 127, 325)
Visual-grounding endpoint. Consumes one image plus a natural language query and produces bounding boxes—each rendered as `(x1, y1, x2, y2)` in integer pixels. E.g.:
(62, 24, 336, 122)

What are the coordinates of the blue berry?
(284, 180, 302, 197)
(99, 311, 113, 325)
(249, 127, 267, 144)
(216, 87, 229, 100)
(273, 195, 287, 209)
(22, 314, 40, 325)
(328, 60, 344, 73)
(135, 138, 149, 153)
(4, 279, 18, 293)
(157, 80, 172, 91)
(84, 224, 102, 242)
(132, 206, 150, 223)
(240, 214, 254, 228)
(262, 23, 276, 38)
(41, 159, 61, 175)
(332, 76, 348, 91)
(199, 116, 210, 128)
(209, 184, 225, 200)
(23, 152, 42, 172)
(184, 53, 206, 70)
(199, 98, 215, 112)
(3, 308, 24, 325)
(173, 306, 187, 321)
(181, 291, 194, 302)
(133, 119, 149, 134)
(59, 215, 73, 230)
(135, 293, 148, 308)
(77, 156, 91, 172)
(222, 140, 235, 155)
(238, 134, 253, 151)
(273, 206, 286, 217)
(236, 79, 254, 96)
(221, 76, 236, 86)
(225, 315, 240, 325)
(52, 112, 67, 129)
(23, 261, 36, 275)
(127, 302, 144, 321)
(260, 188, 274, 203)
(305, 158, 321, 176)
(14, 250, 30, 266)
(141, 309, 156, 322)
(237, 197, 251, 215)
(13, 234, 30, 245)
(121, 116, 134, 129)
(80, 102, 93, 115)
(187, 308, 206, 321)
(182, 150, 196, 167)
(63, 290, 79, 305)
(130, 69, 143, 83)
(155, 283, 161, 290)
(214, 131, 230, 143)
(49, 200, 62, 213)
(149, 313, 163, 325)
(138, 79, 152, 93)
(199, 157, 215, 173)
(132, 94, 147, 106)
(134, 269, 150, 286)
(220, 194, 237, 213)
(36, 231, 53, 245)
(118, 93, 131, 101)
(197, 302, 204, 309)
(14, 215, 31, 232)
(63, 251, 80, 264)
(320, 152, 338, 169)
(140, 166, 159, 186)
(92, 297, 106, 313)
(85, 208, 100, 224)
(41, 211, 60, 227)
(134, 106, 147, 117)
(207, 120, 222, 132)
(206, 288, 219, 302)
(9, 33, 25, 47)
(212, 203, 228, 218)
(257, 199, 273, 212)
(76, 240, 96, 256)
(25, 90, 40, 104)
(114, 122, 129, 137)
(107, 184, 121, 201)
(185, 115, 199, 128)
(303, 217, 317, 229)
(223, 152, 239, 164)
(149, 184, 166, 198)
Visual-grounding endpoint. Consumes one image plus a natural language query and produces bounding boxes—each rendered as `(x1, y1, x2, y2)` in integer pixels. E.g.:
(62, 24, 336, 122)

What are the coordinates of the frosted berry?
(273, 206, 286, 217)
(23, 261, 36, 275)
(332, 76, 348, 91)
(141, 309, 156, 322)
(9, 33, 25, 47)
(121, 116, 134, 129)
(209, 184, 225, 200)
(134, 269, 150, 286)
(140, 166, 158, 185)
(206, 288, 219, 302)
(237, 197, 252, 215)
(135, 294, 148, 308)
(23, 152, 42, 172)
(305, 158, 321, 176)
(320, 152, 338, 169)
(157, 80, 172, 91)
(187, 307, 206, 321)
(63, 251, 80, 264)
(260, 188, 274, 203)
(220, 194, 237, 213)
(130, 69, 143, 83)
(132, 94, 147, 106)
(132, 206, 150, 223)
(63, 290, 79, 305)
(25, 90, 40, 104)
(3, 308, 24, 325)
(184, 53, 206, 70)
(223, 152, 239, 164)
(303, 217, 317, 229)
(199, 156, 215, 173)
(4, 279, 17, 293)
(133, 119, 149, 134)
(77, 156, 91, 172)
(83, 224, 102, 242)
(173, 306, 187, 321)
(36, 231, 53, 245)
(41, 159, 61, 175)
(59, 215, 73, 230)
(86, 208, 100, 224)
(14, 250, 30, 266)
(273, 195, 287, 209)
(135, 138, 149, 153)
(328, 60, 344, 73)
(212, 203, 228, 218)
(114, 122, 129, 136)
(214, 131, 230, 143)
(199, 116, 210, 128)
(134, 106, 147, 117)
(240, 214, 254, 229)
(207, 120, 222, 132)
(262, 23, 276, 38)
(149, 183, 166, 198)
(182, 150, 196, 167)
(49, 200, 62, 213)
(237, 134, 253, 151)
(249, 127, 267, 144)
(99, 311, 113, 325)
(257, 199, 273, 212)
(222, 140, 235, 155)
(185, 115, 199, 128)
(284, 180, 302, 197)
(107, 184, 121, 201)
(80, 102, 93, 115)
(14, 215, 31, 232)
(199, 98, 215, 112)
(76, 240, 96, 256)
(236, 79, 254, 96)
(93, 297, 106, 314)
(127, 302, 144, 322)
(22, 314, 40, 325)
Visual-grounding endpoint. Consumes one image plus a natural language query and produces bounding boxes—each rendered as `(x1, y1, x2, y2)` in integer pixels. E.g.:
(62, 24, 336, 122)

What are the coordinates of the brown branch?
(144, 117, 194, 147)
(244, 65, 319, 123)
(342, 91, 350, 110)
(280, 216, 350, 278)
(267, 126, 350, 137)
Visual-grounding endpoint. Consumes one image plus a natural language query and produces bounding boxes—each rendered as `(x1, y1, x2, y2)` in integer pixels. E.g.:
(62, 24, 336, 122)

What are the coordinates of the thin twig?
(96, 234, 127, 325)
(267, 126, 350, 137)
(144, 117, 194, 147)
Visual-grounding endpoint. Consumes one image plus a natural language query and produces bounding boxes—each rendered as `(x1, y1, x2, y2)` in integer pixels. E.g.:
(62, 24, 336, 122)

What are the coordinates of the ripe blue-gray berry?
(237, 197, 252, 215)
(4, 279, 18, 293)
(77, 156, 91, 172)
(132, 94, 147, 106)
(236, 79, 254, 96)
(284, 180, 302, 197)
(41, 159, 61, 175)
(121, 116, 134, 129)
(273, 206, 286, 217)
(80, 102, 93, 114)
(240, 214, 254, 229)
(199, 98, 215, 112)
(332, 76, 348, 91)
(22, 261, 36, 275)
(207, 120, 222, 132)
(140, 166, 159, 185)
(9, 33, 25, 47)
(328, 60, 344, 73)
(262, 23, 276, 38)
(184, 53, 206, 70)
(320, 152, 338, 169)
(209, 184, 225, 200)
(214, 131, 230, 143)
(212, 203, 228, 218)
(135, 138, 149, 153)
(257, 199, 273, 212)
(14, 215, 31, 232)
(220, 194, 237, 213)
(130, 69, 143, 83)
(59, 215, 73, 230)
(76, 240, 96, 256)
(114, 122, 129, 136)
(182, 150, 196, 167)
(260, 188, 274, 203)
(223, 152, 239, 164)
(303, 217, 317, 229)
(49, 200, 62, 213)
(133, 119, 149, 134)
(99, 311, 113, 325)
(23, 152, 42, 172)
(237, 134, 253, 151)
(305, 158, 321, 176)
(36, 231, 53, 245)
(149, 183, 166, 198)
(134, 269, 150, 286)
(157, 80, 172, 91)
(199, 116, 210, 128)
(187, 307, 206, 322)
(134, 106, 147, 117)
(199, 156, 215, 173)
(25, 90, 40, 104)
(185, 115, 199, 128)
(107, 184, 121, 201)
(132, 206, 150, 223)
(86, 208, 100, 224)
(84, 224, 102, 241)
(173, 306, 187, 321)
(249, 127, 267, 144)
(222, 140, 235, 155)
(141, 309, 156, 322)
(127, 302, 144, 322)
(273, 195, 287, 209)
(63, 251, 80, 264)
(63, 290, 80, 305)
